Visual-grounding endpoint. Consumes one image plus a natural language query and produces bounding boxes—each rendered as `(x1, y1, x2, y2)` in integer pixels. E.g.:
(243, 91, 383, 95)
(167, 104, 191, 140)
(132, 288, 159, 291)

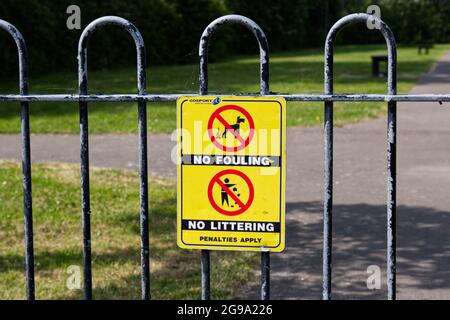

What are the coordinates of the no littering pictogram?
(207, 169, 254, 216)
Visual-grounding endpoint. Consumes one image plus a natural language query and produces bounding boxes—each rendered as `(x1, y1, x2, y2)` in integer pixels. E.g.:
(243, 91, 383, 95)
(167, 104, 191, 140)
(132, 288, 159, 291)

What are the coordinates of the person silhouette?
(221, 178, 236, 207)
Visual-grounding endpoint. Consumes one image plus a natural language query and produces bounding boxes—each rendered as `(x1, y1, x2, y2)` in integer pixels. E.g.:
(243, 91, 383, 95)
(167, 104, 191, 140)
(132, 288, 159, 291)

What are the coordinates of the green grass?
(0, 161, 258, 299)
(0, 44, 448, 134)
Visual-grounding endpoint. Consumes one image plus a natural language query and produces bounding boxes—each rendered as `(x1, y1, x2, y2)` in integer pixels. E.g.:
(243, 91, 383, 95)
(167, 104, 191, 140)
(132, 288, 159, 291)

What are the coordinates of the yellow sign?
(177, 96, 286, 252)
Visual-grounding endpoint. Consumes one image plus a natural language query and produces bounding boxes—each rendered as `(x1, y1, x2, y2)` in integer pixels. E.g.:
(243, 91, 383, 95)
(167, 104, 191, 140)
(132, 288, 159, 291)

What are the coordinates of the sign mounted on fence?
(177, 96, 286, 252)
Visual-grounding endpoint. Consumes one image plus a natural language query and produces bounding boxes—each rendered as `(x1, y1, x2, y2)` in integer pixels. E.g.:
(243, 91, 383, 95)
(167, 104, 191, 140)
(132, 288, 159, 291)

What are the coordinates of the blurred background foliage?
(0, 0, 449, 78)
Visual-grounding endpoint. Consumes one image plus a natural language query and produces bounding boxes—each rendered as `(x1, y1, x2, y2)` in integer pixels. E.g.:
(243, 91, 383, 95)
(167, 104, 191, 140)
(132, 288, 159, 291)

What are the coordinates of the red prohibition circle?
(207, 105, 255, 152)
(207, 169, 254, 216)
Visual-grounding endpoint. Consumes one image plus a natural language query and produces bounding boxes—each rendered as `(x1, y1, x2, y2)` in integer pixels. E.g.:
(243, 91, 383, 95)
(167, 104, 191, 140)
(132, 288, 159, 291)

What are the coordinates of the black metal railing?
(323, 13, 397, 300)
(1, 13, 449, 300)
(0, 19, 34, 300)
(198, 14, 271, 301)
(77, 16, 150, 300)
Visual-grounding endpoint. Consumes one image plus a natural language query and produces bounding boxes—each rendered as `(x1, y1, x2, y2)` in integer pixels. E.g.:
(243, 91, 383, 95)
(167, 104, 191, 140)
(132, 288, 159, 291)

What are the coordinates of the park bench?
(371, 55, 388, 77)
(418, 43, 433, 55)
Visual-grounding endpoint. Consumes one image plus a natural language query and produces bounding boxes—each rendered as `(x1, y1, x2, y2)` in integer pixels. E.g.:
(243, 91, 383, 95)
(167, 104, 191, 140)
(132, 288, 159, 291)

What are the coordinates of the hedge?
(0, 0, 449, 78)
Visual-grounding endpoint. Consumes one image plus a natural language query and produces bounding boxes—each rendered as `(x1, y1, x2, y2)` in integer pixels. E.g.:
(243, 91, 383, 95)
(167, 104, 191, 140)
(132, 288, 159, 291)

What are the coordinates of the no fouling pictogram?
(207, 105, 255, 152)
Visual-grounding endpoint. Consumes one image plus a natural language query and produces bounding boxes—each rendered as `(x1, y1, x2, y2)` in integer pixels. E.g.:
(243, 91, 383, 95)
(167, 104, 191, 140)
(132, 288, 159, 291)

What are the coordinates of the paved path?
(2, 52, 450, 299)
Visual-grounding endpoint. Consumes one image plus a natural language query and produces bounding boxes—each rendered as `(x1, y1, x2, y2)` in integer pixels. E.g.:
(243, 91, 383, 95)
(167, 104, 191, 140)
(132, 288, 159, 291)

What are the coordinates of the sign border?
(178, 96, 285, 251)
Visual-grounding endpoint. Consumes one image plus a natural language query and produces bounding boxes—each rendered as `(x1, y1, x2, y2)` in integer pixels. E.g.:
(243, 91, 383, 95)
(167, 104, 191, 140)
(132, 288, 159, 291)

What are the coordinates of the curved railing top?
(0, 19, 28, 94)
(198, 14, 269, 95)
(324, 13, 397, 95)
(78, 16, 146, 95)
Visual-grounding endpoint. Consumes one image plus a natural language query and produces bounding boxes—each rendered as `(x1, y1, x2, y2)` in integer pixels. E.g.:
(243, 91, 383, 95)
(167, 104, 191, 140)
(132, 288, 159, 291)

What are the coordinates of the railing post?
(0, 20, 35, 300)
(323, 13, 397, 300)
(198, 14, 270, 300)
(77, 16, 150, 300)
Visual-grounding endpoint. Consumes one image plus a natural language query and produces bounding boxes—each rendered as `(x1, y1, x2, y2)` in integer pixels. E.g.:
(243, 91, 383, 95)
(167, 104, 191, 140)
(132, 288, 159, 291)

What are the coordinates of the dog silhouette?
(222, 116, 245, 138)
